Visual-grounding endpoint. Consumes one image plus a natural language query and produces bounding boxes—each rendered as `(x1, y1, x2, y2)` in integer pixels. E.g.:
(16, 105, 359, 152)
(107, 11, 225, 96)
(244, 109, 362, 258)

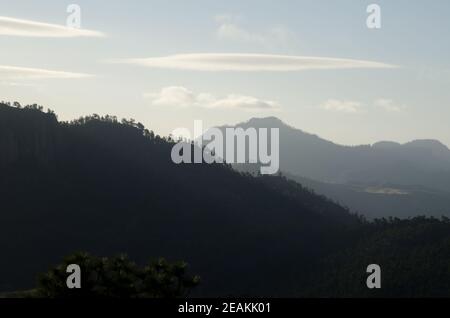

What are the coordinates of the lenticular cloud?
(0, 16, 104, 37)
(0, 65, 93, 79)
(117, 53, 397, 72)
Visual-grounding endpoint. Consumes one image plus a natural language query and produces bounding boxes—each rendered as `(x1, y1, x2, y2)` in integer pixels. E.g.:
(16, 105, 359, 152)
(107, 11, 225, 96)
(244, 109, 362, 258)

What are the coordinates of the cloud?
(319, 98, 406, 114)
(113, 53, 397, 72)
(215, 15, 293, 46)
(374, 99, 406, 112)
(320, 99, 363, 113)
(144, 86, 280, 111)
(0, 16, 105, 37)
(209, 95, 279, 110)
(0, 81, 41, 88)
(0, 65, 93, 80)
(144, 86, 196, 107)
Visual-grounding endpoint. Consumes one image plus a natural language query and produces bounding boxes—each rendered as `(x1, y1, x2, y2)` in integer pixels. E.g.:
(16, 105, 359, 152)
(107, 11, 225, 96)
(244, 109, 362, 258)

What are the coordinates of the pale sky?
(1, 0, 449, 146)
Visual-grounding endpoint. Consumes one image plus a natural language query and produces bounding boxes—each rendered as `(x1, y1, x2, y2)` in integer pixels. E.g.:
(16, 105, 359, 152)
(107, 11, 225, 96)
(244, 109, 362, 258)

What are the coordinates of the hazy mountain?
(224, 117, 450, 218)
(287, 174, 450, 219)
(2, 103, 450, 297)
(225, 117, 450, 187)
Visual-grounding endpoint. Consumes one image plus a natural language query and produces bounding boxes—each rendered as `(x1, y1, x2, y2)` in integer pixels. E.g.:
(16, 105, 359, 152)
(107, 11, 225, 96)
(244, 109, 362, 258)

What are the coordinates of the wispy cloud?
(320, 99, 363, 113)
(215, 15, 293, 46)
(112, 53, 397, 72)
(0, 65, 93, 79)
(374, 99, 406, 112)
(0, 16, 105, 37)
(144, 86, 280, 111)
(0, 81, 41, 88)
(319, 98, 406, 114)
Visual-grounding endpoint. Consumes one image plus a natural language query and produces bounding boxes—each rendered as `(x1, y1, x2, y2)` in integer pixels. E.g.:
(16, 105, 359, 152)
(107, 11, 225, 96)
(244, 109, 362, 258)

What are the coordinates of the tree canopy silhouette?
(34, 252, 199, 298)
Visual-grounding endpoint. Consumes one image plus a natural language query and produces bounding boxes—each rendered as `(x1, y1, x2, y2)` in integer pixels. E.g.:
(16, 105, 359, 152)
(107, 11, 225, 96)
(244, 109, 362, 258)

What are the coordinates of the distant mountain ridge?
(222, 117, 450, 218)
(222, 116, 450, 191)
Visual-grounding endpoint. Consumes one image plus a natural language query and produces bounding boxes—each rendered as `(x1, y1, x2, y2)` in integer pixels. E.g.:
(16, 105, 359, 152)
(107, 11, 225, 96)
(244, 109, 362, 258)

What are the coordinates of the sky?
(0, 0, 449, 146)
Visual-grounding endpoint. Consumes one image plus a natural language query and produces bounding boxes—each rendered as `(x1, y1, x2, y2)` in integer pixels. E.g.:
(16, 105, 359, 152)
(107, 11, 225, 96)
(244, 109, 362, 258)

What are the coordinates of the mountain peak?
(245, 116, 287, 128)
(405, 139, 448, 150)
(372, 141, 402, 149)
(403, 139, 450, 157)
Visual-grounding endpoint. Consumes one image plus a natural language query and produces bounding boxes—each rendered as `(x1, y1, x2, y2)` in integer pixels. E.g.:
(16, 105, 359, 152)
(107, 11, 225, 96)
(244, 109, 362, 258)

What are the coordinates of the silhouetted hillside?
(0, 103, 358, 296)
(2, 103, 450, 297)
